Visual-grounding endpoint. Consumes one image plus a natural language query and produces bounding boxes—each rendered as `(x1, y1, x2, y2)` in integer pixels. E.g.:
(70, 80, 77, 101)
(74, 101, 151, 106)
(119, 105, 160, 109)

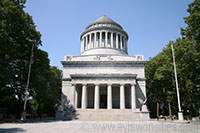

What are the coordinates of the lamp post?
(171, 43, 183, 120)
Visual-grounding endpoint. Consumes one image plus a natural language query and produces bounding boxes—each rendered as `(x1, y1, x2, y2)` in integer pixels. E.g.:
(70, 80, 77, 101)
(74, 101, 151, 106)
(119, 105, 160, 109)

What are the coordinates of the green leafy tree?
(146, 39, 200, 118)
(146, 43, 176, 118)
(146, 0, 200, 118)
(0, 0, 41, 118)
(181, 0, 200, 43)
(42, 66, 62, 117)
(0, 0, 62, 119)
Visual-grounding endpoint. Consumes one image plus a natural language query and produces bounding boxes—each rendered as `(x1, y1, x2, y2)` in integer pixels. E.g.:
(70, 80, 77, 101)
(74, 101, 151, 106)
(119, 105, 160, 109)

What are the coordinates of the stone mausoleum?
(60, 16, 149, 120)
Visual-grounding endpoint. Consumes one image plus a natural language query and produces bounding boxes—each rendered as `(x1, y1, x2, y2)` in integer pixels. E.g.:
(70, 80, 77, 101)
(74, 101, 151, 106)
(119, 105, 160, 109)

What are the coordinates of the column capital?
(95, 83, 100, 86)
(131, 80, 136, 85)
(120, 83, 125, 86)
(82, 83, 87, 86)
(107, 83, 112, 86)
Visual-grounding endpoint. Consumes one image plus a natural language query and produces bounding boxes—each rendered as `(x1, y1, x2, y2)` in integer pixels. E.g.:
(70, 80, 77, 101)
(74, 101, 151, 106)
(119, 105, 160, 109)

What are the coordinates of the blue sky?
(24, 0, 193, 70)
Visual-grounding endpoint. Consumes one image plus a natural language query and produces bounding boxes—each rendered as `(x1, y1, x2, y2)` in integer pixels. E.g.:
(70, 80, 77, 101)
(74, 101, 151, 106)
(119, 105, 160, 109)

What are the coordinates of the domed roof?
(86, 15, 123, 29)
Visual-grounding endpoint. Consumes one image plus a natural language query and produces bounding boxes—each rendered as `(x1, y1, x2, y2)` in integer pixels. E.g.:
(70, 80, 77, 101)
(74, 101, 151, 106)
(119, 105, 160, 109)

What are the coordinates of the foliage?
(146, 0, 200, 118)
(0, 0, 41, 118)
(181, 0, 200, 43)
(0, 0, 62, 119)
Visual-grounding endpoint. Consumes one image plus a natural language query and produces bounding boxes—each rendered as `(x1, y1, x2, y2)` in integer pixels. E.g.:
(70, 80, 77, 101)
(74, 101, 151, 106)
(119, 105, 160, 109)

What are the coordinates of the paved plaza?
(0, 120, 199, 133)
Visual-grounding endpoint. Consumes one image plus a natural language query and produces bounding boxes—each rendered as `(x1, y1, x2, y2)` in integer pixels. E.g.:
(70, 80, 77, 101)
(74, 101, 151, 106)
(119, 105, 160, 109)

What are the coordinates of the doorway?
(100, 94, 107, 108)
(100, 86, 107, 109)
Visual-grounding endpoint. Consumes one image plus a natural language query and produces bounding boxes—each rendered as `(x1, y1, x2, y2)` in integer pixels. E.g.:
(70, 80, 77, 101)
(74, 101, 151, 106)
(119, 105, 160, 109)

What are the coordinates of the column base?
(132, 108, 140, 112)
(140, 111, 150, 119)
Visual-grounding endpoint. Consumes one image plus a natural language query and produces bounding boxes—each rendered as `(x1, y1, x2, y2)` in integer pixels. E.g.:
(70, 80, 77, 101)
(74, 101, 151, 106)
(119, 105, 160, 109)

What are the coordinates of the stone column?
(94, 32, 97, 48)
(81, 84, 87, 109)
(131, 84, 136, 110)
(89, 34, 92, 49)
(120, 84, 125, 109)
(74, 88, 78, 109)
(105, 32, 108, 47)
(80, 39, 83, 53)
(86, 35, 88, 50)
(71, 84, 76, 107)
(116, 34, 119, 49)
(94, 84, 100, 109)
(120, 35, 122, 49)
(111, 32, 113, 48)
(107, 84, 112, 109)
(100, 31, 102, 47)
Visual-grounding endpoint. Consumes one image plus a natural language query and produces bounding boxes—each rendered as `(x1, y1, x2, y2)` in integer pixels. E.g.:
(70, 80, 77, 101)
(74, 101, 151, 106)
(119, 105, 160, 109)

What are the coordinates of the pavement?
(0, 120, 200, 133)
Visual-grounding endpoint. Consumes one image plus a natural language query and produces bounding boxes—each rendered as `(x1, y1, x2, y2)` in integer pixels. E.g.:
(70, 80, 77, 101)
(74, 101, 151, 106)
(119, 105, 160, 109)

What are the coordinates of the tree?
(0, 0, 42, 118)
(178, 0, 200, 117)
(146, 38, 200, 118)
(146, 43, 176, 118)
(0, 0, 62, 119)
(146, 0, 200, 118)
(181, 0, 200, 44)
(42, 66, 62, 117)
(28, 63, 62, 118)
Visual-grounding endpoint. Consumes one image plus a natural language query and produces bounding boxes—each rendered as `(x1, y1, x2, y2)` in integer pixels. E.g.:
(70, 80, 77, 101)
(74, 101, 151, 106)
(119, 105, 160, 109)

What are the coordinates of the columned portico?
(73, 81, 137, 110)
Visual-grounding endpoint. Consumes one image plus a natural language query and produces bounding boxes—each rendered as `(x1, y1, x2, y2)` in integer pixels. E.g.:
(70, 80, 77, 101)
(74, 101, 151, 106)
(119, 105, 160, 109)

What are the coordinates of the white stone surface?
(94, 84, 100, 109)
(107, 85, 112, 109)
(120, 84, 125, 109)
(81, 85, 87, 109)
(0, 120, 199, 133)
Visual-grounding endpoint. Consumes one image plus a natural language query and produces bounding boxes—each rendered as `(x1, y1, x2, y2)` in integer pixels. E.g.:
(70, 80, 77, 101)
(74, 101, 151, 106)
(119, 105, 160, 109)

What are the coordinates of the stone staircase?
(75, 109, 146, 121)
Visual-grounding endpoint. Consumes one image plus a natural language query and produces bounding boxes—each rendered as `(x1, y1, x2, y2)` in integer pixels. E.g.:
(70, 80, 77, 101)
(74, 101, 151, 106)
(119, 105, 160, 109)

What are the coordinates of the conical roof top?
(86, 15, 122, 29)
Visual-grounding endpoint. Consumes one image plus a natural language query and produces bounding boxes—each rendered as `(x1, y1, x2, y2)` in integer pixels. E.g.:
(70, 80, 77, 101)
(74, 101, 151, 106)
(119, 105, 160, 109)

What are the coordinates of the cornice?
(80, 26, 128, 39)
(61, 60, 147, 65)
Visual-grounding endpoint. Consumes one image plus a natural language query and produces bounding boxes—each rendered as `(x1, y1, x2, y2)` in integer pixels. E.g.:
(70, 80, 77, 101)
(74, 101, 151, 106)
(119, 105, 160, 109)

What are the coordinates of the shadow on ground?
(0, 128, 25, 133)
(0, 118, 75, 124)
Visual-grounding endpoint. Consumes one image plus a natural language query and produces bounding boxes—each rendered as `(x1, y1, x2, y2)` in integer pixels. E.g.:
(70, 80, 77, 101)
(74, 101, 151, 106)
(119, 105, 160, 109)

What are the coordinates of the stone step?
(76, 109, 145, 121)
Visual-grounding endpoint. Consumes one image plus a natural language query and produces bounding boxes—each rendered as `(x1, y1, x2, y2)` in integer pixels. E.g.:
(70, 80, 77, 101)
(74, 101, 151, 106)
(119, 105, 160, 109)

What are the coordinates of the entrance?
(100, 86, 107, 109)
(100, 94, 107, 108)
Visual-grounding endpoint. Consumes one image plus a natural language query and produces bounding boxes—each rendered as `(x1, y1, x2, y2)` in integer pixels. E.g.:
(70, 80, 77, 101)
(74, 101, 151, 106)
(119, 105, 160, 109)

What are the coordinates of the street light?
(171, 43, 184, 121)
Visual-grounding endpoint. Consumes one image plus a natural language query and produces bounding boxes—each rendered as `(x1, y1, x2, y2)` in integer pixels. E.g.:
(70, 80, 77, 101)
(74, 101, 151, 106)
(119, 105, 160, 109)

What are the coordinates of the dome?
(86, 15, 123, 29)
(80, 16, 129, 56)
